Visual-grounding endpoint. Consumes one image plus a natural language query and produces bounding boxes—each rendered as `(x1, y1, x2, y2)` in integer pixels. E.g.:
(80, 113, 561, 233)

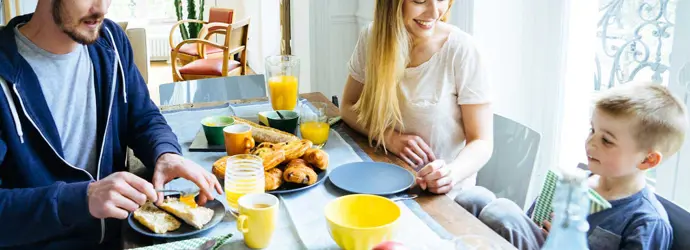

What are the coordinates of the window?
(106, 0, 214, 24)
(560, 0, 681, 188)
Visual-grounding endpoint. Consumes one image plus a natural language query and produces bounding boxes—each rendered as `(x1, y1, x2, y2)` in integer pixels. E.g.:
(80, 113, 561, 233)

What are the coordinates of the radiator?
(150, 35, 181, 62)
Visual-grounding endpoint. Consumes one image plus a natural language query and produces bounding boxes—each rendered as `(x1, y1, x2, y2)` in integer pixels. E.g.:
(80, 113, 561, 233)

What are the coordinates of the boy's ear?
(638, 151, 663, 170)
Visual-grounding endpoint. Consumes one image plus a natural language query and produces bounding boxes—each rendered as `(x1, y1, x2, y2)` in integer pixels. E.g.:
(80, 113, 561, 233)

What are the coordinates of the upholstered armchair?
(117, 20, 151, 84)
(169, 8, 234, 66)
(171, 18, 250, 81)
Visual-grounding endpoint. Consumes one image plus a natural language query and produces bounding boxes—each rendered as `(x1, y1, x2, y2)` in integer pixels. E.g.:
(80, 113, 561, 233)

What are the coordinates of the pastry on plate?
(132, 201, 181, 234)
(282, 139, 313, 161)
(251, 146, 286, 170)
(303, 148, 328, 170)
(159, 197, 214, 229)
(283, 159, 318, 185)
(264, 168, 284, 191)
(212, 156, 230, 179)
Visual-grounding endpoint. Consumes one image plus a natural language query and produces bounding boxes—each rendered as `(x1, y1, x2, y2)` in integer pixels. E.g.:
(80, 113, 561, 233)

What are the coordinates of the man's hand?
(416, 160, 454, 194)
(87, 172, 158, 219)
(152, 153, 223, 206)
(385, 132, 436, 168)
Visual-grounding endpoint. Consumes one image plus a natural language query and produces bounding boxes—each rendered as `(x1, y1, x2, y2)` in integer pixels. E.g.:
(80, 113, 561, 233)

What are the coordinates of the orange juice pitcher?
(265, 55, 300, 111)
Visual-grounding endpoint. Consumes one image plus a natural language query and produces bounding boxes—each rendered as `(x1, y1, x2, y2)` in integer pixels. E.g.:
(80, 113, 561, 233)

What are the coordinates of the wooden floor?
(147, 61, 172, 106)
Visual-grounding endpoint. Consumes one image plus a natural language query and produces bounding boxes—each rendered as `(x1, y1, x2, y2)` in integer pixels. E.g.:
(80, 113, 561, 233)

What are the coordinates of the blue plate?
(328, 162, 415, 195)
(267, 170, 328, 194)
(128, 197, 226, 239)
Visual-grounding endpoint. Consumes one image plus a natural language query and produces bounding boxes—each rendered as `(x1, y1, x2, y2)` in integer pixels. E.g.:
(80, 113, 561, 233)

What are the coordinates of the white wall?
(472, 0, 571, 207)
(310, 0, 361, 100)
(292, 0, 311, 94)
(20, 0, 36, 14)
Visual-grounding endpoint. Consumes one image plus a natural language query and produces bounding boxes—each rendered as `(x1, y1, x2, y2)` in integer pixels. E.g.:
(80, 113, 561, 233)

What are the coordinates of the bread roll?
(303, 148, 328, 170)
(282, 139, 313, 161)
(283, 159, 318, 185)
(264, 168, 283, 191)
(233, 117, 299, 143)
(212, 156, 230, 179)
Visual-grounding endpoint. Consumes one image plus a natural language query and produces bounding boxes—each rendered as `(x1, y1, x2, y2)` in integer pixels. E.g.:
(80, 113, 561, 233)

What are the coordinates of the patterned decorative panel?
(595, 0, 678, 90)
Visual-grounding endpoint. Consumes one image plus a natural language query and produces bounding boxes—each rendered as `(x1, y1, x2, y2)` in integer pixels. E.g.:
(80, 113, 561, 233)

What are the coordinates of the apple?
(372, 241, 409, 250)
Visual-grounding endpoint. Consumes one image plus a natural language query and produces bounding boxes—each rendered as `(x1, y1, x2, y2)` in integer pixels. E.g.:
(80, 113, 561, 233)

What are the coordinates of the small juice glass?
(299, 102, 330, 148)
(224, 154, 265, 211)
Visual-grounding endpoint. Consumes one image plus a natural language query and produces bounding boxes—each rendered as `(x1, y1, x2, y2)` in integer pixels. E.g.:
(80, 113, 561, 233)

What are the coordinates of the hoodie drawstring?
(105, 28, 127, 104)
(0, 79, 24, 143)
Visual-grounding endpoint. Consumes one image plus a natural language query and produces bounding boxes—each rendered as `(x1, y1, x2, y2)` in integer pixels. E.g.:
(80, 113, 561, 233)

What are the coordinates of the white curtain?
(472, 0, 592, 206)
(215, 0, 280, 74)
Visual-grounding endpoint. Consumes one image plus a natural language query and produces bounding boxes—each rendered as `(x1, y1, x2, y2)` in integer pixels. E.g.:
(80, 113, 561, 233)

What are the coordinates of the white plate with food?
(128, 195, 226, 238)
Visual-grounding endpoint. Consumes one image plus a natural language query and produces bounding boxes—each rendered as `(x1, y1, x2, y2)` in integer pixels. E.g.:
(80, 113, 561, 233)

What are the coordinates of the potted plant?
(173, 0, 205, 40)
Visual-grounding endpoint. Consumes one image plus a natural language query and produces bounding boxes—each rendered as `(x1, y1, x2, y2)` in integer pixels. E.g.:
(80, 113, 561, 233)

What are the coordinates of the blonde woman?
(341, 0, 493, 195)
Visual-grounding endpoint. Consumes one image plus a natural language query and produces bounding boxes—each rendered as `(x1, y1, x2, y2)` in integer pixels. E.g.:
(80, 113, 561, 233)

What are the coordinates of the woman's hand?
(417, 160, 454, 194)
(385, 132, 436, 168)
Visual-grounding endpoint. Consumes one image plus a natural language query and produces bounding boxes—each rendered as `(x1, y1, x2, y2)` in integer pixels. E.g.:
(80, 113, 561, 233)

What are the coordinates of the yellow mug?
(223, 124, 255, 156)
(237, 193, 279, 249)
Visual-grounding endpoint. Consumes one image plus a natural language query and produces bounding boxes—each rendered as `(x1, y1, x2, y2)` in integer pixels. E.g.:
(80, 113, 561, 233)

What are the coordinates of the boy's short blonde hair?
(596, 81, 688, 156)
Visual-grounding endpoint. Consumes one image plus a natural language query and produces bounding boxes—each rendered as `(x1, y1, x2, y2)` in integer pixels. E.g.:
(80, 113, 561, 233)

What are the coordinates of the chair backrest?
(221, 17, 250, 74)
(208, 8, 234, 33)
(655, 194, 690, 250)
(476, 114, 541, 208)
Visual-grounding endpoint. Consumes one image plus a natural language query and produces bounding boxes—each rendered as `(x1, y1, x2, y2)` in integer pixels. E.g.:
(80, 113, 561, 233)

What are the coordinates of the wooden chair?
(169, 7, 234, 66)
(171, 18, 250, 81)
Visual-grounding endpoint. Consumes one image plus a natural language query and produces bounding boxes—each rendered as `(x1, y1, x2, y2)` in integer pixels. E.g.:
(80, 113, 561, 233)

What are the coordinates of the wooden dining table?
(121, 92, 516, 249)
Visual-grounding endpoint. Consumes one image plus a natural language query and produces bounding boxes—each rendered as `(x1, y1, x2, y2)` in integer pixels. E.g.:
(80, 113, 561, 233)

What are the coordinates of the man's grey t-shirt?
(14, 25, 99, 177)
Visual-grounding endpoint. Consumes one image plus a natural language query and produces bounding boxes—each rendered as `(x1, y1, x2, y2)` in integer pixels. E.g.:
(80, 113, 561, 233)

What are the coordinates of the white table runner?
(157, 102, 457, 249)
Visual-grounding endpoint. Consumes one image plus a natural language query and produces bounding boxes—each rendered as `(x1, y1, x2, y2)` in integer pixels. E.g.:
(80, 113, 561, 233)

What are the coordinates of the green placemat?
(530, 169, 612, 227)
(129, 233, 233, 250)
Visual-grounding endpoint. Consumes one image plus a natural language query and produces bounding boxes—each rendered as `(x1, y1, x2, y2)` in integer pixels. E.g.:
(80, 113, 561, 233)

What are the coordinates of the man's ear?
(638, 151, 663, 171)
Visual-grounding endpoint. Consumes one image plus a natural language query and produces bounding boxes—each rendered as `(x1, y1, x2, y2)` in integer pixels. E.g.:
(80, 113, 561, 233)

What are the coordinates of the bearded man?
(0, 1, 222, 249)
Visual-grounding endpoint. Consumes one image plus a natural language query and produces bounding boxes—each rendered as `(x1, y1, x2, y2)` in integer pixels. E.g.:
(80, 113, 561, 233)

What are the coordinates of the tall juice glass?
(265, 55, 300, 111)
(224, 154, 265, 211)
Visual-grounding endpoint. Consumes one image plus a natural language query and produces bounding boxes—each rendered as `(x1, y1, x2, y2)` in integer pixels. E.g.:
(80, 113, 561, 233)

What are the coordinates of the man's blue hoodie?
(0, 14, 182, 249)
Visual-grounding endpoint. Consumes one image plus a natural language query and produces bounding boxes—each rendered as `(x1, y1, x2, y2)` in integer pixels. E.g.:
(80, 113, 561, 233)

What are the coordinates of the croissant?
(303, 148, 328, 170)
(264, 168, 283, 191)
(283, 159, 318, 185)
(251, 147, 286, 170)
(282, 139, 313, 161)
(212, 156, 230, 179)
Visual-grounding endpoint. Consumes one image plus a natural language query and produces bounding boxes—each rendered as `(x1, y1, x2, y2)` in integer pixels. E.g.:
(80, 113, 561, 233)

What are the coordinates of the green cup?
(201, 116, 235, 145)
(258, 110, 299, 134)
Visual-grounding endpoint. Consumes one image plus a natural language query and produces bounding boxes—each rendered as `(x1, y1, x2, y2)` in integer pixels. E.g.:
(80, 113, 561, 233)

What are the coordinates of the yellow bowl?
(324, 194, 401, 250)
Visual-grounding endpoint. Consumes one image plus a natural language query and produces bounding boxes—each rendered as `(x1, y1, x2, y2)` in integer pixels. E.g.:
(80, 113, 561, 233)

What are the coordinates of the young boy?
(455, 82, 686, 250)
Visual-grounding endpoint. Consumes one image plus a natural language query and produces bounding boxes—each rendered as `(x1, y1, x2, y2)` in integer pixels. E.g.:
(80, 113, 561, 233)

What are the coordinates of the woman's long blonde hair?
(352, 0, 453, 151)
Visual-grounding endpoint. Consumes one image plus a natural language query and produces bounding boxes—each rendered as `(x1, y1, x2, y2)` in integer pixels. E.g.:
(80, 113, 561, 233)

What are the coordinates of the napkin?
(128, 233, 233, 250)
(531, 169, 612, 227)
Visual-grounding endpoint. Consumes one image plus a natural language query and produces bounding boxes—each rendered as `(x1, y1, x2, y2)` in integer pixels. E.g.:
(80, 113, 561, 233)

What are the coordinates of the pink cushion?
(179, 58, 241, 76)
(175, 43, 223, 56)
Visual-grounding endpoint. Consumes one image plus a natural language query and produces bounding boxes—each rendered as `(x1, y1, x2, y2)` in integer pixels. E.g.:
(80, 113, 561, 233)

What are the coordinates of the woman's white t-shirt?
(348, 24, 492, 192)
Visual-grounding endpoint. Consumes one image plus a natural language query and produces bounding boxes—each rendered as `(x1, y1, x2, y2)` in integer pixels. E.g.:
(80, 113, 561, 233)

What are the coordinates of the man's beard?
(52, 0, 104, 45)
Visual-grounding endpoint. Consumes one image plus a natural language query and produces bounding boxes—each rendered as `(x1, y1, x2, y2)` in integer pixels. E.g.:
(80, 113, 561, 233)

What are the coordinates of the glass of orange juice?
(224, 154, 265, 211)
(299, 102, 330, 148)
(265, 55, 300, 111)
